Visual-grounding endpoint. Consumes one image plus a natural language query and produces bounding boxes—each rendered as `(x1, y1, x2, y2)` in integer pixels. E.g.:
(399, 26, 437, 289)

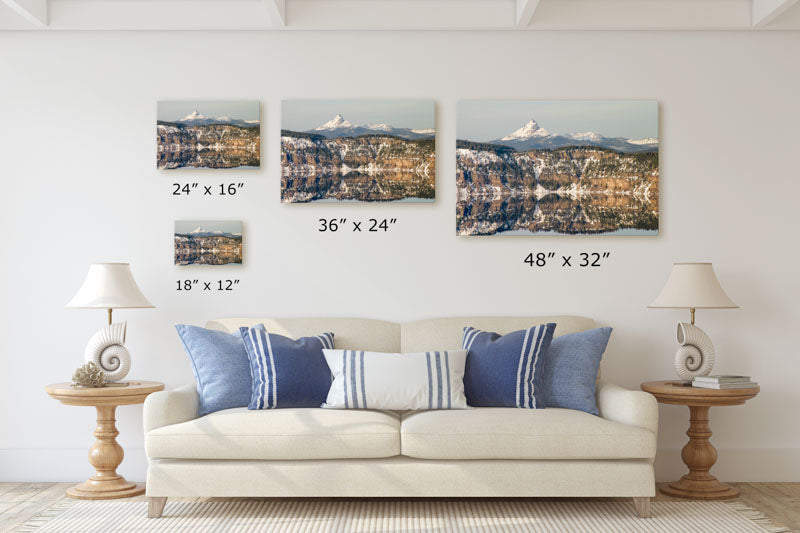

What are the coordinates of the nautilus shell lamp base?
(674, 320, 715, 382)
(85, 321, 132, 383)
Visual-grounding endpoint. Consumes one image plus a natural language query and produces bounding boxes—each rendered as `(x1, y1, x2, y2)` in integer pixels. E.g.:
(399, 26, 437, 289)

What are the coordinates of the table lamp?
(66, 263, 154, 383)
(648, 262, 738, 382)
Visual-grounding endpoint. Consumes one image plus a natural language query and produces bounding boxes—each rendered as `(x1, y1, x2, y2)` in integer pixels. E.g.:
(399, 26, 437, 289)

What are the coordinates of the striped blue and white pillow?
(240, 327, 334, 409)
(321, 349, 468, 410)
(462, 323, 556, 408)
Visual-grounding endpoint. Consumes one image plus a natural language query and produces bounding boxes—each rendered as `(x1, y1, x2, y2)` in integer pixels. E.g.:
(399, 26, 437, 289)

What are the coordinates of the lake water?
(497, 228, 657, 236)
(312, 197, 434, 203)
(457, 193, 659, 236)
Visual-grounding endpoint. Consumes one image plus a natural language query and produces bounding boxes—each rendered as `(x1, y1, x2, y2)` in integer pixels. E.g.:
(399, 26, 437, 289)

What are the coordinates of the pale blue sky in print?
(283, 99, 434, 131)
(457, 100, 658, 142)
(175, 220, 242, 235)
(158, 101, 259, 122)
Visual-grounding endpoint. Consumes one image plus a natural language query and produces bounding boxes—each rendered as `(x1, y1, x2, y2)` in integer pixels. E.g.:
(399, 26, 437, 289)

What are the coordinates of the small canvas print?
(457, 100, 659, 236)
(281, 99, 435, 202)
(157, 101, 260, 169)
(174, 221, 242, 266)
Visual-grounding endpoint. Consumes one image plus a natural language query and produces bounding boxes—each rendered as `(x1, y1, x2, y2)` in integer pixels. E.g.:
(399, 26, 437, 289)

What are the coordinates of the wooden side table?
(45, 381, 165, 500)
(641, 380, 759, 500)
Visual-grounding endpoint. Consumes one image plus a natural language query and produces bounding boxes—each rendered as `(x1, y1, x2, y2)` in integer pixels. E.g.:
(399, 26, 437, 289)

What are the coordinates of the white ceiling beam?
(516, 0, 540, 27)
(264, 0, 286, 26)
(1, 0, 798, 31)
(1, 0, 47, 26)
(752, 0, 800, 26)
(43, 0, 270, 30)
(530, 0, 752, 30)
(286, 0, 512, 29)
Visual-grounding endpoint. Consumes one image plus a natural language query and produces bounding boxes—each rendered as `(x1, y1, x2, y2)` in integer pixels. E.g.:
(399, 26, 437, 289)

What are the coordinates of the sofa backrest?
(207, 317, 401, 352)
(400, 316, 595, 352)
(207, 315, 595, 353)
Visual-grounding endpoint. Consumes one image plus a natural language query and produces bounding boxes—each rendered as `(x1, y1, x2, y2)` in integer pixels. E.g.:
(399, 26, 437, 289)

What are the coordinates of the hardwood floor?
(0, 482, 797, 532)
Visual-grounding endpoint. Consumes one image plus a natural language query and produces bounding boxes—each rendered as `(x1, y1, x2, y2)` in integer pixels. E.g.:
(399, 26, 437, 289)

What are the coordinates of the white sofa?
(144, 316, 658, 518)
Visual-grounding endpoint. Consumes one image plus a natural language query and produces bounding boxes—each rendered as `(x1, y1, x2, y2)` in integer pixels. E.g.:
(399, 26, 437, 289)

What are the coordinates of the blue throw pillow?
(240, 327, 334, 409)
(542, 327, 613, 415)
(462, 323, 556, 408)
(175, 324, 265, 416)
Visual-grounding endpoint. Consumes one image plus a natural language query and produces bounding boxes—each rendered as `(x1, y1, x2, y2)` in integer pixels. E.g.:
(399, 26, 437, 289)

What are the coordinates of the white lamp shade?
(648, 262, 738, 309)
(66, 263, 154, 309)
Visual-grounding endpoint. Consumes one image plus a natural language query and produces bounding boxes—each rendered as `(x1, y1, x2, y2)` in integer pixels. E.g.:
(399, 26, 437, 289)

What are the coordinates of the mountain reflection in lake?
(158, 146, 259, 170)
(157, 121, 260, 170)
(174, 251, 242, 266)
(174, 234, 243, 266)
(457, 192, 658, 236)
(281, 133, 435, 202)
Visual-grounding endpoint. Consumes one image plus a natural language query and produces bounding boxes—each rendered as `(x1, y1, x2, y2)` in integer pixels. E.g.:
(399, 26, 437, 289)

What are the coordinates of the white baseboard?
(2, 448, 799, 483)
(654, 448, 800, 482)
(0, 448, 148, 482)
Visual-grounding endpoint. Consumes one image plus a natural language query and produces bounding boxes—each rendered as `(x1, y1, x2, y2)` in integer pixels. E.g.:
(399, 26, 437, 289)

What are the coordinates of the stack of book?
(692, 375, 758, 389)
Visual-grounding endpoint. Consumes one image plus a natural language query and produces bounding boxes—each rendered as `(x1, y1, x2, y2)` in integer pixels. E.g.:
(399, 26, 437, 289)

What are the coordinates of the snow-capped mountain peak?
(570, 131, 604, 142)
(172, 112, 256, 127)
(181, 110, 206, 122)
(300, 115, 433, 140)
(500, 119, 551, 141)
(316, 114, 354, 130)
(489, 118, 657, 153)
(627, 137, 659, 145)
(189, 226, 228, 236)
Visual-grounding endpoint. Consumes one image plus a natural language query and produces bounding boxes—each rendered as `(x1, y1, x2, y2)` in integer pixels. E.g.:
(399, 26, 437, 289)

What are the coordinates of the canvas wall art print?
(456, 100, 659, 236)
(174, 221, 242, 266)
(157, 101, 260, 169)
(281, 99, 435, 202)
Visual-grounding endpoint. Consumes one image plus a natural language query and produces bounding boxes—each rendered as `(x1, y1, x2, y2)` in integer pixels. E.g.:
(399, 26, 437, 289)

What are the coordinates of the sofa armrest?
(143, 383, 199, 433)
(596, 380, 658, 435)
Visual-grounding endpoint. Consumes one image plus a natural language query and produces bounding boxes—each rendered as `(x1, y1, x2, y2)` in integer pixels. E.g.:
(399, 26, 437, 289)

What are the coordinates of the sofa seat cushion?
(400, 408, 655, 460)
(146, 407, 400, 460)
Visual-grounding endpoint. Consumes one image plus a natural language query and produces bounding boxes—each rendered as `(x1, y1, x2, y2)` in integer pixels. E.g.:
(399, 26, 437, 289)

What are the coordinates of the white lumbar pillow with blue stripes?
(321, 349, 468, 410)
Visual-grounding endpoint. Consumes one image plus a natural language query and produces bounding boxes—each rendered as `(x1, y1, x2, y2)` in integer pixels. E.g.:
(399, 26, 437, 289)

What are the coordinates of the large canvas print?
(174, 221, 242, 266)
(457, 100, 659, 236)
(281, 99, 435, 202)
(157, 101, 260, 169)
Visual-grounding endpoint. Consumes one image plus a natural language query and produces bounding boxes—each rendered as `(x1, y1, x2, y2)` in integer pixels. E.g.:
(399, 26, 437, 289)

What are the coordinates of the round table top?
(641, 380, 759, 407)
(46, 381, 165, 407)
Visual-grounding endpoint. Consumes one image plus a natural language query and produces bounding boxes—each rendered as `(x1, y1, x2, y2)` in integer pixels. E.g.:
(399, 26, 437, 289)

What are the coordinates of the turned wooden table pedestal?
(45, 381, 164, 500)
(641, 380, 759, 500)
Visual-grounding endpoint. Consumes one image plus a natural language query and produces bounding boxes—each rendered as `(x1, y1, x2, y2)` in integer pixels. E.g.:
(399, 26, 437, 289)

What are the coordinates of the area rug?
(16, 499, 788, 533)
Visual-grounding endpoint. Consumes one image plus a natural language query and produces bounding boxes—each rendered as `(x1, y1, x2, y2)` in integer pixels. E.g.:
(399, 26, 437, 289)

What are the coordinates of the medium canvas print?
(157, 101, 260, 169)
(174, 221, 242, 266)
(281, 99, 435, 202)
(457, 100, 659, 236)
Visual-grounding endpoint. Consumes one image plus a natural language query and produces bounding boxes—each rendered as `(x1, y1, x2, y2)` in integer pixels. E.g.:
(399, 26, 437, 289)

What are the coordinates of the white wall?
(0, 30, 798, 483)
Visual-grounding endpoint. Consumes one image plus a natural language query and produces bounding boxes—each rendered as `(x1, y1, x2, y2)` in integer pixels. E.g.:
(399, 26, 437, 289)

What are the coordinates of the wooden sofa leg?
(633, 497, 651, 518)
(148, 497, 167, 518)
